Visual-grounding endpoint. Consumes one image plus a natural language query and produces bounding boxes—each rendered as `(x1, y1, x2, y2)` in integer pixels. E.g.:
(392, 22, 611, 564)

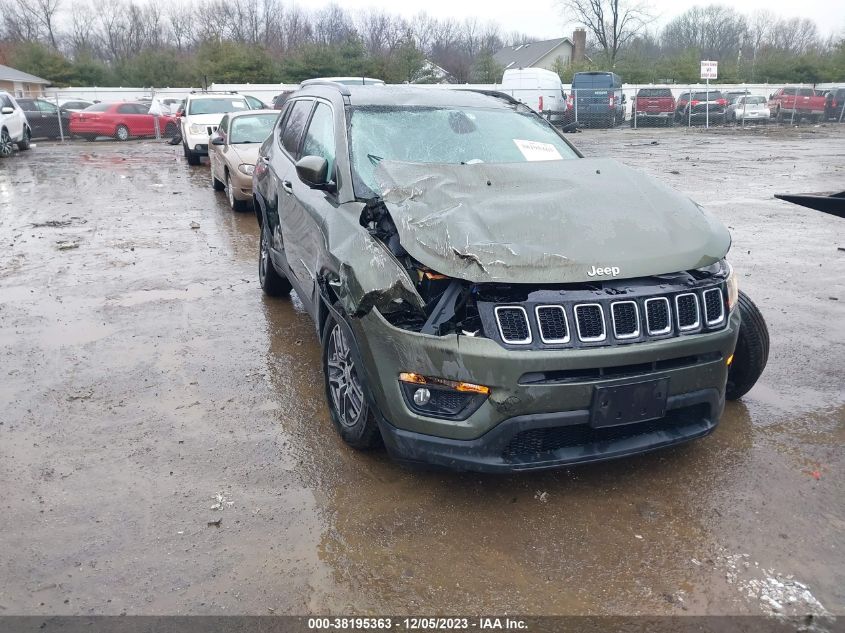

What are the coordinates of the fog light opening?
(413, 388, 431, 406)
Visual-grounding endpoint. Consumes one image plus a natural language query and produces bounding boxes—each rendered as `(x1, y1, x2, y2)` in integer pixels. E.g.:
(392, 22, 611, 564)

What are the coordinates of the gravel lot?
(0, 124, 843, 617)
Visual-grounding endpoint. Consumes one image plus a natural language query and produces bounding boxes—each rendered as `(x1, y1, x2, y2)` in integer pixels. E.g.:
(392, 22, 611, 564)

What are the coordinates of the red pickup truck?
(768, 87, 827, 123)
(631, 87, 676, 126)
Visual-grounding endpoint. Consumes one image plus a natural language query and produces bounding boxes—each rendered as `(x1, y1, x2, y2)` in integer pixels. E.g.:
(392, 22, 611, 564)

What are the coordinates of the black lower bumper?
(378, 389, 723, 473)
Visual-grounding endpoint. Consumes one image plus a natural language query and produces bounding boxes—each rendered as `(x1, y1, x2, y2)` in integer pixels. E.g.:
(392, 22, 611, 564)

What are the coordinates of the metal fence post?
(790, 84, 797, 126)
(54, 93, 65, 142)
(633, 85, 637, 130)
(839, 97, 845, 124)
(688, 85, 692, 128)
(574, 88, 578, 126)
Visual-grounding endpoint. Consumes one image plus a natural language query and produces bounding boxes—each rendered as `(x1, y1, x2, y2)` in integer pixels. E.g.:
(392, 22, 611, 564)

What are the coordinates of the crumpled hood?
(375, 158, 730, 284)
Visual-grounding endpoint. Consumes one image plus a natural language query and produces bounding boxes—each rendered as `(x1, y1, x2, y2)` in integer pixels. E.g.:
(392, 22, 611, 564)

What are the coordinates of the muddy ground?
(0, 124, 843, 617)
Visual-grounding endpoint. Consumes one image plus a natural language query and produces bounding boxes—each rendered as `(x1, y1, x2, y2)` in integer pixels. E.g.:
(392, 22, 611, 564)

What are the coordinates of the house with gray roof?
(493, 29, 587, 74)
(0, 64, 51, 97)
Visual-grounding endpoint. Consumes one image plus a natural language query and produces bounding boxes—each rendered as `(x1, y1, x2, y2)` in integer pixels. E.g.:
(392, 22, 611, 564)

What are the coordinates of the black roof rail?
(298, 80, 351, 96)
(189, 90, 239, 95)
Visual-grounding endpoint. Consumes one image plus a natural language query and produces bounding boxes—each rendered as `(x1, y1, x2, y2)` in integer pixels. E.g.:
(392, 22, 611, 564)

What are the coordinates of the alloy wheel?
(0, 130, 12, 157)
(326, 324, 365, 428)
(259, 224, 269, 284)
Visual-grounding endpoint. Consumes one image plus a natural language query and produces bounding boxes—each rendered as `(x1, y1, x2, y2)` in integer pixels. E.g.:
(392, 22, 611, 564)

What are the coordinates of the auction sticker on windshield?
(513, 139, 563, 161)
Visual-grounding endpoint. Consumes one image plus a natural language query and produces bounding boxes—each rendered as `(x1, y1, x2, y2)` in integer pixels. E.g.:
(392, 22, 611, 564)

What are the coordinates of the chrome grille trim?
(703, 288, 725, 326)
(675, 293, 701, 331)
(644, 297, 672, 335)
(534, 305, 570, 344)
(574, 303, 606, 342)
(494, 306, 532, 345)
(610, 300, 640, 339)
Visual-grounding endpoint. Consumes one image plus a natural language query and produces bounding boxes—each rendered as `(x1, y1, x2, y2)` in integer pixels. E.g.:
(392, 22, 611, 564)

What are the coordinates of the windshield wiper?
(367, 153, 384, 166)
(230, 141, 255, 144)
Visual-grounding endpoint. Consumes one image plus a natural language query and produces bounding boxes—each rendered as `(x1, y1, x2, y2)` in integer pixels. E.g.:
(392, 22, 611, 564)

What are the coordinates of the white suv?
(181, 92, 252, 166)
(0, 91, 31, 157)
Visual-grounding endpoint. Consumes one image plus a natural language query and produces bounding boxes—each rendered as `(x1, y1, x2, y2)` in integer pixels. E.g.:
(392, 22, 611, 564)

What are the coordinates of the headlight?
(237, 163, 254, 176)
(725, 261, 739, 310)
(189, 124, 207, 135)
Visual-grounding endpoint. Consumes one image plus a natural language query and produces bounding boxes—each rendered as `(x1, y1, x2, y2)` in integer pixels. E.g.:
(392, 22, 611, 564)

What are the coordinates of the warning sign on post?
(700, 60, 718, 80)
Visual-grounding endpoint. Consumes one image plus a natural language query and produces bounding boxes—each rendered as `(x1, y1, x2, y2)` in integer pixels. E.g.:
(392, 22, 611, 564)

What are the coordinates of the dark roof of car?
(295, 85, 515, 109)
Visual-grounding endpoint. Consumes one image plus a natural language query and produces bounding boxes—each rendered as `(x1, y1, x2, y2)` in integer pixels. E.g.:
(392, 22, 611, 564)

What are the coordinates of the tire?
(226, 172, 247, 211)
(0, 128, 12, 157)
(258, 219, 292, 297)
(183, 142, 201, 166)
(322, 310, 382, 450)
(211, 164, 225, 191)
(114, 124, 130, 141)
(17, 127, 31, 150)
(164, 122, 178, 139)
(726, 291, 769, 401)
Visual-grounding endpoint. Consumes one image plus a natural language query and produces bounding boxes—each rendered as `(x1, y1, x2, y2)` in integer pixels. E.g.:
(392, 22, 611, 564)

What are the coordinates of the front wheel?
(726, 291, 769, 400)
(183, 141, 201, 166)
(258, 220, 292, 297)
(211, 164, 225, 191)
(226, 172, 247, 211)
(322, 312, 382, 449)
(0, 129, 12, 157)
(17, 127, 31, 150)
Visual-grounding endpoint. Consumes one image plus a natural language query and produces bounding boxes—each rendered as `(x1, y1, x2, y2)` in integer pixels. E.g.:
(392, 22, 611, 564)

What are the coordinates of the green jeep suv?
(251, 83, 768, 472)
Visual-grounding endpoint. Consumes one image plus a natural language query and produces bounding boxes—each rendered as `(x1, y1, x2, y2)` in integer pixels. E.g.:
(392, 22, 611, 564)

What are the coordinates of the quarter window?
(301, 103, 336, 180)
(281, 100, 313, 157)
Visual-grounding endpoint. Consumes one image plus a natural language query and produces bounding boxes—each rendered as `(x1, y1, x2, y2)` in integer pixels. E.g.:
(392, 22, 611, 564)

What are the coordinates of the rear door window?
(281, 99, 313, 157)
(301, 102, 336, 180)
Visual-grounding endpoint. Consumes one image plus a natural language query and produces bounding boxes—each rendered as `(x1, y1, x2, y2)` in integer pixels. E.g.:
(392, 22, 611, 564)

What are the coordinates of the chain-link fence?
(542, 83, 845, 131)
(7, 88, 182, 143)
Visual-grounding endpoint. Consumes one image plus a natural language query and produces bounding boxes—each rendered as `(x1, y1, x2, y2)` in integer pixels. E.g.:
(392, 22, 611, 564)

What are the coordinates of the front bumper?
(379, 388, 721, 472)
(183, 131, 210, 154)
(351, 308, 740, 471)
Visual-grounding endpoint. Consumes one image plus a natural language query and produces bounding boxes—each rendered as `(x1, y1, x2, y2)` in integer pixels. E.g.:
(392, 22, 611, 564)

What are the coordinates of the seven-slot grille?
(645, 297, 671, 335)
(611, 301, 639, 339)
(490, 285, 727, 348)
(703, 288, 725, 325)
(574, 304, 606, 342)
(536, 305, 569, 343)
(494, 306, 531, 344)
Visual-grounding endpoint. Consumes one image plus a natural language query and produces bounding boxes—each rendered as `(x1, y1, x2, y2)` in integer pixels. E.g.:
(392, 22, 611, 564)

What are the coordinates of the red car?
(69, 102, 178, 141)
(631, 87, 676, 126)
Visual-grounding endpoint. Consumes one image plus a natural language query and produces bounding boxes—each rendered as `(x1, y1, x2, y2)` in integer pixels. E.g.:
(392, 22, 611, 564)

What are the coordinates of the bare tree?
(661, 6, 747, 60)
(557, 0, 650, 65)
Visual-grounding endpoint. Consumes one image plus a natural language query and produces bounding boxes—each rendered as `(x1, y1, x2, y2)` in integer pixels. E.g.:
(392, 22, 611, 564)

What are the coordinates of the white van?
(499, 68, 568, 120)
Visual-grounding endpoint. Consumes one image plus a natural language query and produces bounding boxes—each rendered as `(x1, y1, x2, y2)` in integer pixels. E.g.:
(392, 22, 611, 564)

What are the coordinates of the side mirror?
(1, 106, 13, 115)
(622, 94, 627, 103)
(295, 155, 330, 188)
(211, 136, 225, 146)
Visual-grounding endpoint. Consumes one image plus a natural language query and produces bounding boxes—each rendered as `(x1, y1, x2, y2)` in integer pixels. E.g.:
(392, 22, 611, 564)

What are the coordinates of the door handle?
(282, 180, 293, 194)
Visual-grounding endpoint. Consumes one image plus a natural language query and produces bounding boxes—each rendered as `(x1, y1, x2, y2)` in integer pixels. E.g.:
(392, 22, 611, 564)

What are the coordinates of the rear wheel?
(211, 164, 225, 191)
(114, 124, 130, 141)
(726, 291, 769, 401)
(258, 220, 292, 297)
(322, 312, 382, 449)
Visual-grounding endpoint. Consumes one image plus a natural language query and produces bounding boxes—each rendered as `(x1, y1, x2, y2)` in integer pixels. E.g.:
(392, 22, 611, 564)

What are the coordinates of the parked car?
(768, 87, 827, 123)
(631, 87, 675, 126)
(723, 90, 751, 104)
(69, 102, 178, 141)
(181, 92, 253, 166)
(727, 95, 770, 124)
(674, 92, 690, 119)
(15, 97, 71, 139)
(244, 95, 269, 109)
(824, 87, 845, 121)
(57, 98, 94, 112)
(209, 110, 279, 211)
(273, 91, 294, 110)
(0, 91, 32, 157)
(569, 71, 625, 127)
(500, 67, 569, 126)
(252, 84, 768, 472)
(676, 90, 727, 124)
(300, 77, 385, 87)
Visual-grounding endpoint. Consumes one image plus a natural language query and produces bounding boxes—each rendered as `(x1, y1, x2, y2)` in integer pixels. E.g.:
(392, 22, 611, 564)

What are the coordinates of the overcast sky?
(318, 0, 845, 40)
